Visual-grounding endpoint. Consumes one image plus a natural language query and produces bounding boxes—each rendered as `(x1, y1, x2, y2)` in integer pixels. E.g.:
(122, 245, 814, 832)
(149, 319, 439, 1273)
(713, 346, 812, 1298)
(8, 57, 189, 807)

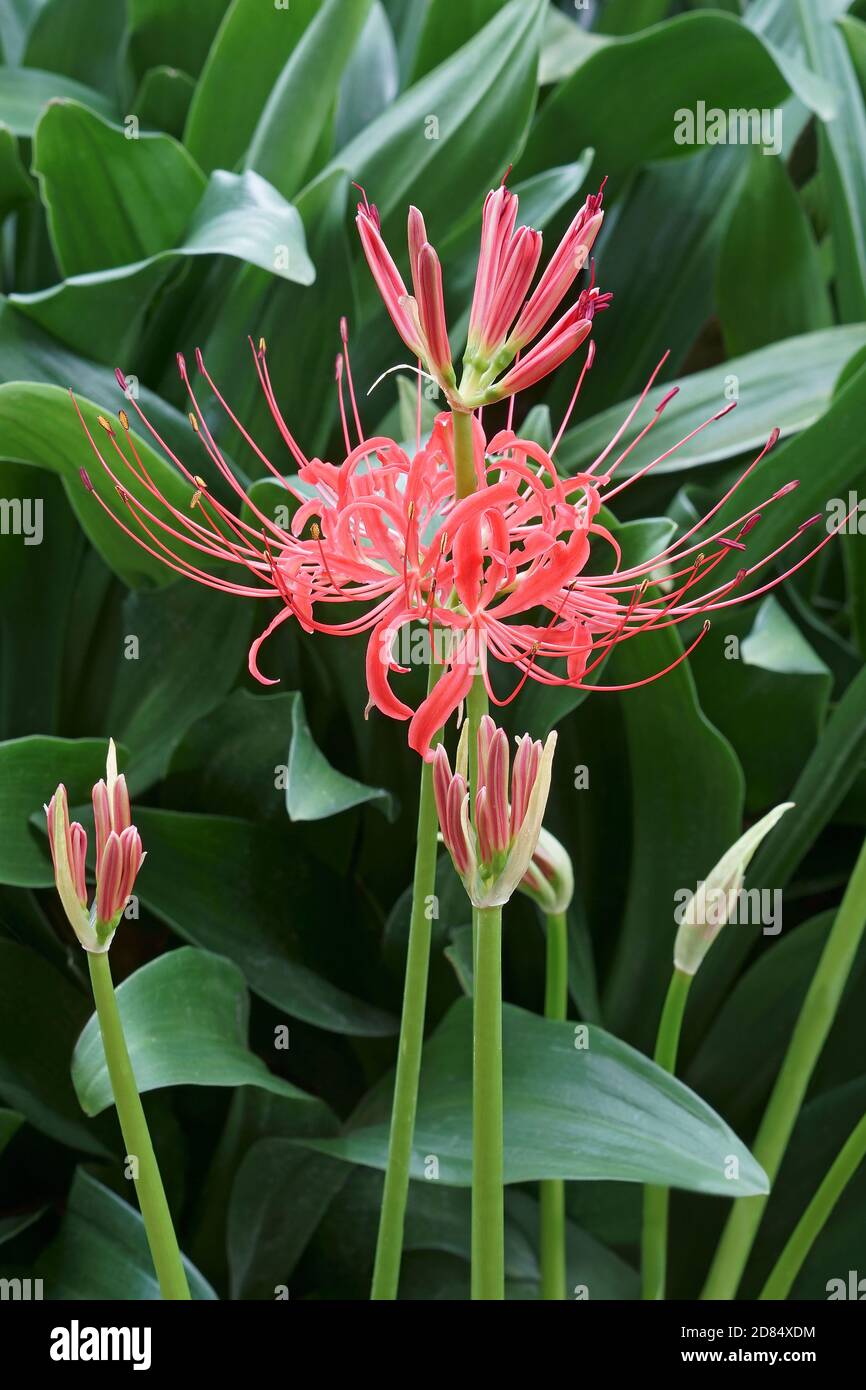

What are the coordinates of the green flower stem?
(641, 968, 692, 1301)
(702, 830, 866, 1300)
(472, 903, 505, 1300)
(540, 909, 569, 1300)
(87, 950, 190, 1300)
(371, 661, 443, 1300)
(452, 406, 476, 500)
(759, 1109, 866, 1300)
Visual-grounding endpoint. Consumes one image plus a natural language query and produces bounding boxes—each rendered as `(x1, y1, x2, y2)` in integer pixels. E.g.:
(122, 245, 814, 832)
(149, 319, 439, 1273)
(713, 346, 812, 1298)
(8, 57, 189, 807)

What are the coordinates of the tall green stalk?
(472, 903, 504, 1299)
(540, 909, 568, 1300)
(702, 831, 866, 1299)
(88, 951, 190, 1300)
(371, 662, 442, 1300)
(641, 968, 692, 1300)
(759, 1109, 866, 1300)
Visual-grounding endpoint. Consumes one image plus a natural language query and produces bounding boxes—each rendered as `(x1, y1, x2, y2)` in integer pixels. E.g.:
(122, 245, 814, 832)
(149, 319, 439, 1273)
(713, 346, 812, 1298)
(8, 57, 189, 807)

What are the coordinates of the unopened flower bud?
(673, 802, 793, 976)
(518, 826, 574, 915)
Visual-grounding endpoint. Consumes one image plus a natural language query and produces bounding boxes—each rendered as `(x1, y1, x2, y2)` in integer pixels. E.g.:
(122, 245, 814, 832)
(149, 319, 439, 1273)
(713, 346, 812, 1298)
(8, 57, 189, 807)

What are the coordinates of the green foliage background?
(1, 0, 865, 1300)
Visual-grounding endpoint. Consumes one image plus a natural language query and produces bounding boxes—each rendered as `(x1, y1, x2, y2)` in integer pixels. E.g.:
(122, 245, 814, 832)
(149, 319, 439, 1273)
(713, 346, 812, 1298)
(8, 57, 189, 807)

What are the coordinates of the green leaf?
(690, 598, 832, 814)
(287, 692, 396, 822)
(133, 808, 398, 1037)
(227, 1139, 351, 1298)
(72, 948, 324, 1117)
(328, 0, 546, 247)
(0, 462, 85, 740)
(335, 2, 399, 149)
(0, 66, 116, 136)
(306, 999, 769, 1195)
(599, 626, 744, 1049)
(0, 941, 107, 1154)
(0, 301, 196, 464)
(11, 169, 315, 362)
(22, 0, 126, 102)
(0, 735, 108, 886)
(37, 1168, 216, 1299)
(184, 0, 320, 174)
(134, 66, 196, 139)
(686, 912, 834, 1133)
(690, 665, 866, 1037)
(105, 581, 252, 795)
(801, 3, 866, 320)
(202, 167, 354, 464)
(409, 0, 505, 81)
(32, 100, 205, 276)
(246, 0, 373, 201)
(718, 148, 833, 355)
(520, 9, 835, 185)
(0, 122, 33, 222)
(0, 381, 195, 587)
(558, 326, 866, 478)
(126, 0, 230, 83)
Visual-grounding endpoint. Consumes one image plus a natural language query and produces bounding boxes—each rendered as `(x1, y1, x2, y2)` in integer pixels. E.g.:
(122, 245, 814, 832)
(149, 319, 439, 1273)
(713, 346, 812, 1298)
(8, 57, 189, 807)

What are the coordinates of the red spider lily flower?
(45, 740, 145, 952)
(433, 715, 556, 908)
(74, 327, 846, 765)
(355, 178, 609, 411)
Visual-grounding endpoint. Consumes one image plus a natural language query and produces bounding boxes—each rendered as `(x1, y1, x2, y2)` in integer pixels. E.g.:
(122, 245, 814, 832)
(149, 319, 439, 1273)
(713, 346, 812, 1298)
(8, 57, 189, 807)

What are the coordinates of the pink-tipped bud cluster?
(433, 715, 556, 908)
(45, 739, 145, 952)
(355, 177, 607, 412)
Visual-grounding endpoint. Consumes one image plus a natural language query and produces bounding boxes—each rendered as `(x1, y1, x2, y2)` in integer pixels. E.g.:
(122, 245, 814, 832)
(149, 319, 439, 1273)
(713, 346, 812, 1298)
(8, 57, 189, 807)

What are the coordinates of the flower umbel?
(433, 715, 556, 908)
(45, 739, 145, 952)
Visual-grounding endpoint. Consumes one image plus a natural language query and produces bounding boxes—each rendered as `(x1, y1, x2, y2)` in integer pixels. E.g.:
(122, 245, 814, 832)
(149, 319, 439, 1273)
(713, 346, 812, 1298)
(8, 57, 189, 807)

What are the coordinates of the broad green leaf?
(306, 999, 769, 1194)
(596, 0, 672, 36)
(134, 65, 196, 138)
(327, 0, 546, 247)
(0, 66, 116, 136)
(335, 2, 399, 149)
(126, 0, 229, 82)
(0, 1, 43, 67)
(11, 169, 315, 362)
(717, 148, 833, 355)
(227, 1139, 351, 1298)
(287, 692, 396, 822)
(105, 581, 252, 795)
(133, 808, 398, 1037)
(0, 735, 108, 886)
(32, 100, 205, 275)
(72, 948, 324, 1116)
(600, 626, 744, 1050)
(0, 122, 32, 222)
(202, 168, 354, 464)
(687, 913, 834, 1131)
(22, 0, 126, 101)
(0, 382, 195, 587)
(184, 0, 320, 173)
(521, 10, 835, 185)
(506, 1190, 639, 1301)
(800, 2, 866, 319)
(37, 1168, 216, 1299)
(0, 463, 85, 739)
(558, 326, 866, 478)
(690, 597, 832, 813)
(0, 302, 196, 464)
(409, 0, 505, 81)
(0, 940, 108, 1153)
(246, 0, 373, 201)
